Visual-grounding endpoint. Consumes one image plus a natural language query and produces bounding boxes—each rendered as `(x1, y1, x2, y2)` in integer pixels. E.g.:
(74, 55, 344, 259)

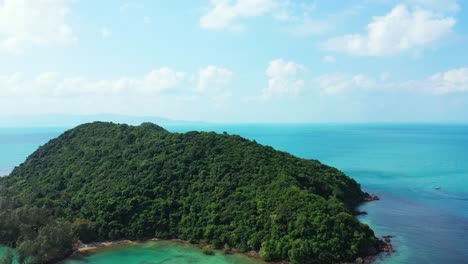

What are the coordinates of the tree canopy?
(0, 122, 378, 263)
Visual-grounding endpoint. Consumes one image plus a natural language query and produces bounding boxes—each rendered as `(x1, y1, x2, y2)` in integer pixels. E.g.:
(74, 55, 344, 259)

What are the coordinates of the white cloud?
(430, 67, 468, 94)
(199, 0, 349, 35)
(197, 66, 233, 92)
(262, 59, 306, 99)
(144, 68, 186, 93)
(405, 0, 460, 13)
(195, 66, 234, 106)
(144, 16, 152, 24)
(0, 73, 135, 97)
(323, 4, 456, 56)
(200, 0, 278, 30)
(315, 67, 468, 95)
(101, 27, 112, 39)
(323, 55, 336, 63)
(287, 3, 361, 36)
(317, 74, 375, 94)
(119, 2, 143, 12)
(0, 0, 76, 54)
(0, 68, 186, 97)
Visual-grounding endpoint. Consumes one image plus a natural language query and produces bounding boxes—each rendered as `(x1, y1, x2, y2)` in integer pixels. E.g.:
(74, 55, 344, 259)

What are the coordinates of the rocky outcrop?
(353, 210, 368, 216)
(354, 256, 374, 264)
(363, 193, 380, 202)
(347, 235, 395, 263)
(379, 236, 395, 253)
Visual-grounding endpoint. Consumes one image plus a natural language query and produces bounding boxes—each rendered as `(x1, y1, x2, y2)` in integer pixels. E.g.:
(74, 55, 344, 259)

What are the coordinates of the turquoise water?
(1, 124, 468, 263)
(0, 246, 18, 264)
(64, 241, 261, 264)
(0, 127, 67, 176)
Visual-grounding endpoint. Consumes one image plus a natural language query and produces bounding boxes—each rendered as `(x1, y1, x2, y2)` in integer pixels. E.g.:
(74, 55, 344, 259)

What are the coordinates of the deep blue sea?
(1, 124, 467, 263)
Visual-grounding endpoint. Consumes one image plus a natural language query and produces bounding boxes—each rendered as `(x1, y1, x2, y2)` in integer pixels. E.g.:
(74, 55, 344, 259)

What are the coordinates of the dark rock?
(354, 211, 368, 216)
(352, 255, 374, 264)
(364, 193, 380, 201)
(376, 235, 395, 254)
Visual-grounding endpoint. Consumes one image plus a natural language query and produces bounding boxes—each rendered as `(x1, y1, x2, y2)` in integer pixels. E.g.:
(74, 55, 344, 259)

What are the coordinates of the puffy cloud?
(262, 59, 306, 99)
(196, 66, 234, 107)
(315, 67, 468, 95)
(317, 74, 375, 94)
(200, 0, 278, 30)
(144, 68, 186, 93)
(199, 0, 341, 35)
(430, 67, 468, 94)
(323, 55, 336, 63)
(288, 3, 360, 36)
(0, 68, 186, 97)
(197, 66, 233, 92)
(0, 0, 76, 54)
(323, 5, 455, 56)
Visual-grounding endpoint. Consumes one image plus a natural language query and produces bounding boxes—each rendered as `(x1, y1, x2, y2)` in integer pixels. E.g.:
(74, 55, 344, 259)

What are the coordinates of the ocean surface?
(1, 123, 468, 264)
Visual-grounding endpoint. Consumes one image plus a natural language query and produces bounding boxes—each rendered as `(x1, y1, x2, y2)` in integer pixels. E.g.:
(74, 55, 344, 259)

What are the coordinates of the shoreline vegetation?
(68, 193, 393, 264)
(0, 203, 394, 264)
(72, 237, 393, 264)
(0, 122, 392, 264)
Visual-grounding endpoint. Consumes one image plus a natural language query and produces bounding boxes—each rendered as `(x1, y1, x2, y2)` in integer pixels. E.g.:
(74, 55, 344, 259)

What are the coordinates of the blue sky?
(1, 0, 468, 123)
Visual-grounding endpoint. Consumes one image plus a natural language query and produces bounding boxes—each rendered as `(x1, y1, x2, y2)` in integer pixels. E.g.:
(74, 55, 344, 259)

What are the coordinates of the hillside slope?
(0, 122, 378, 264)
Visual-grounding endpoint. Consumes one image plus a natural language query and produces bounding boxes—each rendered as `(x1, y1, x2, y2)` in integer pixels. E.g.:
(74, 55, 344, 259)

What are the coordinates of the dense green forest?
(0, 122, 379, 264)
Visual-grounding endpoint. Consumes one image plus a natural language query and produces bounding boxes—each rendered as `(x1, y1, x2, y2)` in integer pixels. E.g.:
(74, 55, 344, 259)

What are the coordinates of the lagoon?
(63, 241, 261, 264)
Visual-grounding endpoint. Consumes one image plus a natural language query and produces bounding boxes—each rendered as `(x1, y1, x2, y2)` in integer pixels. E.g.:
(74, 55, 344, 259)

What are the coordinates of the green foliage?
(20, 221, 74, 264)
(0, 207, 75, 264)
(0, 122, 377, 263)
(73, 219, 98, 243)
(201, 246, 215, 256)
(223, 243, 232, 254)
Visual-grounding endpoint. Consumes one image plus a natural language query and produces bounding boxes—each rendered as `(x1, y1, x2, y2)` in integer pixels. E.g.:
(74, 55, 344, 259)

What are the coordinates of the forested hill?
(0, 122, 378, 264)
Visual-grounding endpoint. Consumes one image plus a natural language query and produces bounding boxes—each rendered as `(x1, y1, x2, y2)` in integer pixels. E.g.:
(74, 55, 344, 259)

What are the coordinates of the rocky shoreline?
(381, 236, 395, 253)
(351, 193, 395, 264)
(349, 235, 395, 263)
(363, 193, 380, 202)
(353, 193, 379, 216)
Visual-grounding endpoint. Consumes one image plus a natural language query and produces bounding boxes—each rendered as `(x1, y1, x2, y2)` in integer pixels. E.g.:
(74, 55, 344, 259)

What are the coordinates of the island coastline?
(68, 193, 393, 264)
(1, 123, 392, 264)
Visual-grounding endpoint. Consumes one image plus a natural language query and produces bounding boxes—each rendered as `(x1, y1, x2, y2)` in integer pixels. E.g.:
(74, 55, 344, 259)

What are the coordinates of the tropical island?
(0, 122, 384, 264)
